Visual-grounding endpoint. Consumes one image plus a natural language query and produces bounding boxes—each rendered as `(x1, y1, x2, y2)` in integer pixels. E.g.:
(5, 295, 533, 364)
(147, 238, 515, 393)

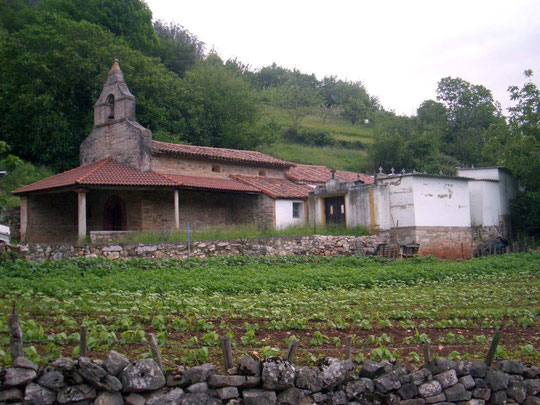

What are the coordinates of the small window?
(258, 169, 267, 177)
(292, 202, 301, 218)
(212, 164, 221, 173)
(106, 94, 115, 119)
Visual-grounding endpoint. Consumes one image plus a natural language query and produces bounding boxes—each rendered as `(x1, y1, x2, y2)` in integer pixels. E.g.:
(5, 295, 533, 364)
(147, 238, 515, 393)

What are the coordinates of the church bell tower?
(80, 60, 152, 171)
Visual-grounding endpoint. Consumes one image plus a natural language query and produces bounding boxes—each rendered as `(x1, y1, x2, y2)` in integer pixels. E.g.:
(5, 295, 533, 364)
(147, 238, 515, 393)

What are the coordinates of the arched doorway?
(103, 195, 127, 231)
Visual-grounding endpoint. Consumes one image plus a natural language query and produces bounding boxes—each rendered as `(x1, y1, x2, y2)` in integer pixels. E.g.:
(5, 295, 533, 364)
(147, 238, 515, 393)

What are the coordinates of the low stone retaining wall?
(19, 235, 387, 262)
(1, 352, 538, 404)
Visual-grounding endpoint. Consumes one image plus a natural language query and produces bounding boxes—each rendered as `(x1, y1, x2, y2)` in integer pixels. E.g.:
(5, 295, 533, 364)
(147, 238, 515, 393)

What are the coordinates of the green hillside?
(258, 105, 373, 172)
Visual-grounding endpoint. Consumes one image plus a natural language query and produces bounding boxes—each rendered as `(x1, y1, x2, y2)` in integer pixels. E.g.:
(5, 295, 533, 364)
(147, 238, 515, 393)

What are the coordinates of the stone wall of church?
(86, 190, 143, 232)
(25, 192, 78, 243)
(19, 189, 275, 244)
(151, 154, 287, 179)
(80, 120, 152, 171)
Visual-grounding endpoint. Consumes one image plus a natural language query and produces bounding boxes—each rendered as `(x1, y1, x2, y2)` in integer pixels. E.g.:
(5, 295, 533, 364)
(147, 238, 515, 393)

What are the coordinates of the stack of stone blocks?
(0, 352, 539, 404)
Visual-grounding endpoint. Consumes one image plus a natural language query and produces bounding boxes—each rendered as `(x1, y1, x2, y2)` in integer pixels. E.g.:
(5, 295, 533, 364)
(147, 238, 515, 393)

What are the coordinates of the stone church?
(13, 61, 369, 243)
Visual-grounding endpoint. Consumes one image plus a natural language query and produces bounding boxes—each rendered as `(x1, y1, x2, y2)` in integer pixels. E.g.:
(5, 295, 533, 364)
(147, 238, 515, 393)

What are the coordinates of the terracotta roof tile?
(12, 159, 180, 194)
(152, 141, 294, 167)
(166, 174, 259, 193)
(231, 175, 312, 199)
(286, 163, 374, 185)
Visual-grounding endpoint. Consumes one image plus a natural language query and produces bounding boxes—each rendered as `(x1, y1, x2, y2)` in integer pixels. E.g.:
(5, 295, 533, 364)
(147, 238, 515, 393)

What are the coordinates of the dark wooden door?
(103, 195, 127, 231)
(324, 196, 345, 225)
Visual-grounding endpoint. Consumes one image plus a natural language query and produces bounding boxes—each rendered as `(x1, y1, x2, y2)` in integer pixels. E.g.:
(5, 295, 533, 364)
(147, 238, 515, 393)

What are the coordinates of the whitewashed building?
(308, 168, 518, 258)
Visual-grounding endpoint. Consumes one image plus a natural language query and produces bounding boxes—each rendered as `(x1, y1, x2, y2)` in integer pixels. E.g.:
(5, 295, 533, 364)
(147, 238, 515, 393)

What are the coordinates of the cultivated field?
(0, 253, 538, 368)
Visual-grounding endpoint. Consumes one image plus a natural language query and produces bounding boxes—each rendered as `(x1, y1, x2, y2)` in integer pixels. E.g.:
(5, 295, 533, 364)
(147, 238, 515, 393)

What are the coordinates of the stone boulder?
(261, 357, 295, 390)
(345, 378, 375, 400)
(295, 366, 323, 393)
(13, 357, 39, 371)
(359, 360, 387, 379)
(77, 357, 122, 392)
(24, 383, 56, 405)
(318, 357, 354, 390)
(57, 384, 96, 404)
(374, 371, 402, 394)
(180, 363, 217, 386)
(0, 387, 24, 402)
(180, 392, 221, 405)
(119, 359, 166, 393)
(37, 366, 65, 391)
(103, 351, 130, 376)
(146, 388, 184, 405)
(94, 391, 124, 405)
(3, 367, 37, 387)
(238, 354, 262, 376)
(52, 357, 77, 372)
(243, 389, 277, 405)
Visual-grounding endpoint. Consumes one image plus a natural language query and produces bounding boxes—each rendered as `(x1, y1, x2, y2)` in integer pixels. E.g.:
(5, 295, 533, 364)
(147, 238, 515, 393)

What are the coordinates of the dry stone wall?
(20, 235, 386, 262)
(1, 352, 539, 404)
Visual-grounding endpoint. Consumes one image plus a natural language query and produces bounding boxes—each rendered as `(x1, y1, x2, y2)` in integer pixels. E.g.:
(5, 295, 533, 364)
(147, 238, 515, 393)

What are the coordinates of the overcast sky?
(146, 0, 540, 116)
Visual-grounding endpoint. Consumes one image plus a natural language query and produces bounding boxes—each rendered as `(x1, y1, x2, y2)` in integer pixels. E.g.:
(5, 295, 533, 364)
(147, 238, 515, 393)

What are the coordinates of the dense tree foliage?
(491, 70, 540, 236)
(38, 0, 158, 54)
(0, 9, 186, 170)
(435, 77, 504, 165)
(0, 0, 268, 170)
(180, 59, 274, 149)
(153, 20, 204, 77)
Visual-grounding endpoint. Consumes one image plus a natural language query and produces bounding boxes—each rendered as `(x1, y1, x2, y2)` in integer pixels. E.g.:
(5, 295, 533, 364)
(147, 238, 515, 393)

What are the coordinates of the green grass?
(115, 224, 369, 244)
(262, 105, 374, 143)
(0, 163, 53, 210)
(260, 141, 368, 172)
(258, 105, 372, 171)
(0, 253, 537, 294)
(0, 253, 538, 366)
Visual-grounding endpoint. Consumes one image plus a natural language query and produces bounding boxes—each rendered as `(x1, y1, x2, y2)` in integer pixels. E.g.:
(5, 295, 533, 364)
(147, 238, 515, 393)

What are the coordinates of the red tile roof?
(13, 159, 262, 195)
(166, 174, 259, 193)
(12, 159, 180, 194)
(286, 163, 374, 185)
(152, 141, 294, 168)
(231, 175, 312, 199)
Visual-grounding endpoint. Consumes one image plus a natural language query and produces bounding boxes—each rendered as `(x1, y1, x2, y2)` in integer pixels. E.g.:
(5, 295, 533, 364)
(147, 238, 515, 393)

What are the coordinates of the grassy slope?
(258, 105, 374, 172)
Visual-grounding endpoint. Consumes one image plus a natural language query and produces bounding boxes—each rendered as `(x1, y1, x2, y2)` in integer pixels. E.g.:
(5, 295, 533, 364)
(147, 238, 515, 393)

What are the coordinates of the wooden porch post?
(174, 189, 180, 230)
(76, 189, 87, 243)
(19, 196, 28, 244)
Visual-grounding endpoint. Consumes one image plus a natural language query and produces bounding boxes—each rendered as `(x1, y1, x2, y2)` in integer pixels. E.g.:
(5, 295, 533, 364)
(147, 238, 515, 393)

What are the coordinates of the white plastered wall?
(381, 176, 416, 228)
(275, 199, 305, 229)
(468, 180, 501, 226)
(412, 176, 471, 227)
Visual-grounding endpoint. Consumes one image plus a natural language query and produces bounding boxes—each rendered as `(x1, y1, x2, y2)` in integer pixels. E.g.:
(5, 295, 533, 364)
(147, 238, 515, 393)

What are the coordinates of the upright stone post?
(9, 303, 24, 363)
(19, 196, 28, 243)
(76, 189, 87, 243)
(174, 189, 180, 230)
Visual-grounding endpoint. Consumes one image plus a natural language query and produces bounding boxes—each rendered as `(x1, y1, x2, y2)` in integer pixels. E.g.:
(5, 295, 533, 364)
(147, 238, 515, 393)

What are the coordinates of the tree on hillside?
(38, 0, 159, 54)
(368, 113, 413, 171)
(489, 70, 540, 236)
(326, 80, 372, 125)
(267, 77, 322, 130)
(153, 20, 204, 77)
(181, 59, 272, 149)
(416, 100, 448, 135)
(436, 76, 504, 165)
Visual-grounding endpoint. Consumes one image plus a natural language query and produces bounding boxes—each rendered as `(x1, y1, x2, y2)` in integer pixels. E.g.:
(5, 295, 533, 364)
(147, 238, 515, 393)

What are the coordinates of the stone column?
(174, 189, 180, 230)
(19, 196, 28, 244)
(76, 189, 87, 243)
